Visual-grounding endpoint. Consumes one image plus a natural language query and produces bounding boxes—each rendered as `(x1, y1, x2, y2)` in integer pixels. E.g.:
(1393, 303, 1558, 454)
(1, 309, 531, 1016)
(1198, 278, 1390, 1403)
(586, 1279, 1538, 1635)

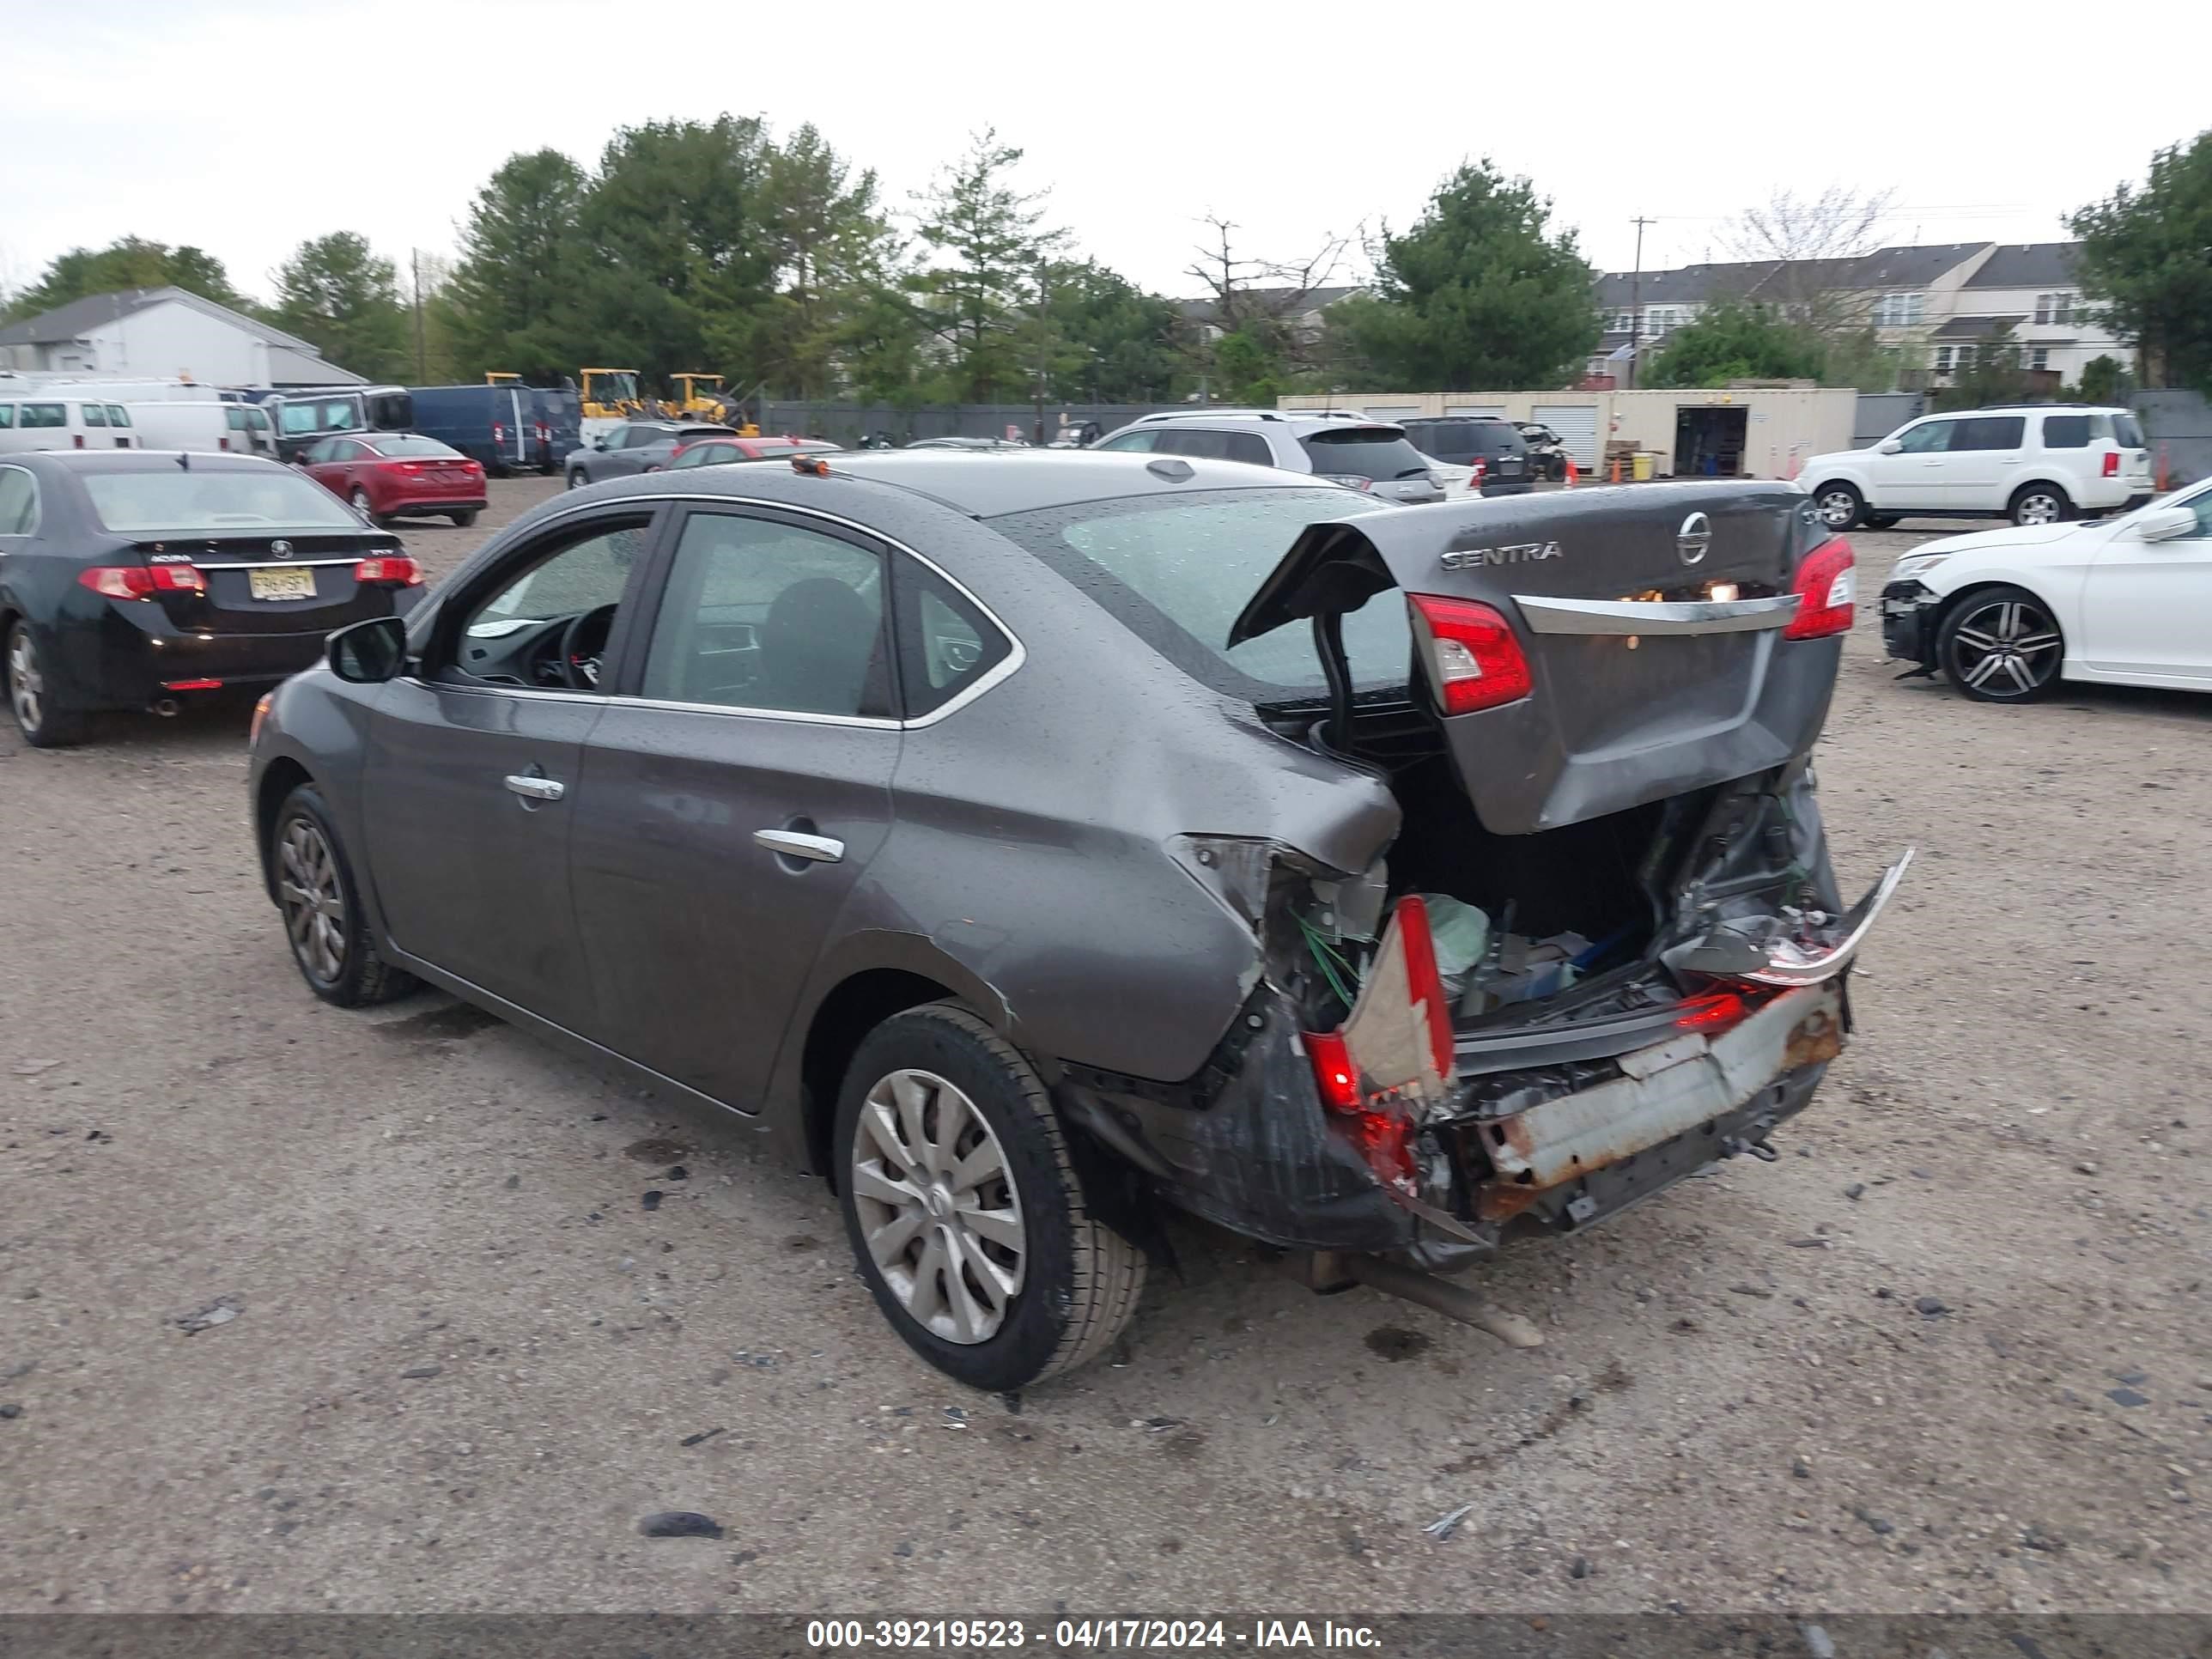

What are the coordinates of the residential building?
(1587, 242, 2128, 390)
(0, 287, 365, 387)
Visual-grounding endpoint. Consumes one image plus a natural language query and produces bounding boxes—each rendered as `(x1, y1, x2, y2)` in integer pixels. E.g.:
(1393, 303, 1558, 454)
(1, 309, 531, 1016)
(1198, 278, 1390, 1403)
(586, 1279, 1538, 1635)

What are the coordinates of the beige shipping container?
(1282, 387, 1857, 481)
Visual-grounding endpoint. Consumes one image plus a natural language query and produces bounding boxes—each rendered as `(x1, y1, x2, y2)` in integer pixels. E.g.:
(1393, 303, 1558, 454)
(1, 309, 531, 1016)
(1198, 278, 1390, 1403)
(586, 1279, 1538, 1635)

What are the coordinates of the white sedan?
(1879, 480, 2212, 702)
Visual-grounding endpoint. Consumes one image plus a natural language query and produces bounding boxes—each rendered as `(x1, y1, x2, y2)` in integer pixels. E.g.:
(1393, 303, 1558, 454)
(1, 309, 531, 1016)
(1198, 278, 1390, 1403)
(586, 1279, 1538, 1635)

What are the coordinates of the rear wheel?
(1863, 513, 1900, 530)
(836, 1004, 1144, 1391)
(272, 782, 420, 1006)
(1811, 482, 1863, 531)
(2009, 483, 2071, 526)
(449, 508, 480, 527)
(1937, 585, 2065, 703)
(5, 622, 88, 748)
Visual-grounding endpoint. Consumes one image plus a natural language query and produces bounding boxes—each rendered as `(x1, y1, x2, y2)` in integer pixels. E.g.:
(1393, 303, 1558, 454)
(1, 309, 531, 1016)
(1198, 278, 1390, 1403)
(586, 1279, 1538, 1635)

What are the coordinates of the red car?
(298, 434, 487, 527)
(666, 435, 842, 470)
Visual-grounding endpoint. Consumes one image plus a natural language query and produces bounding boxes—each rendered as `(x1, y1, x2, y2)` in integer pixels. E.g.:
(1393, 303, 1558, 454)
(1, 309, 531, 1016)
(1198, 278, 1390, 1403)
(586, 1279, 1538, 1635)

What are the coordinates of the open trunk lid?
(1229, 482, 1847, 835)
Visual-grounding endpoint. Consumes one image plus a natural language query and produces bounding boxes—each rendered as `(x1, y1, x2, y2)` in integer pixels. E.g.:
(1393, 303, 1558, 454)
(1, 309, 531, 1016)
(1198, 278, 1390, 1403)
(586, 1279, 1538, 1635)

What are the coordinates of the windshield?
(278, 397, 362, 436)
(368, 435, 464, 459)
(1401, 421, 1526, 463)
(589, 373, 640, 403)
(83, 469, 365, 533)
(988, 486, 1409, 703)
(1298, 428, 1436, 482)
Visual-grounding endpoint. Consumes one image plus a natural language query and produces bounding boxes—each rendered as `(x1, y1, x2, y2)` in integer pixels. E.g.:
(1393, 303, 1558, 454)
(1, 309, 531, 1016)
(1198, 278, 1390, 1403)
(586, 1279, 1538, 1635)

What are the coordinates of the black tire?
(1936, 584, 2065, 704)
(449, 508, 480, 527)
(270, 782, 421, 1006)
(5, 620, 88, 748)
(565, 470, 586, 490)
(349, 488, 389, 530)
(1863, 513, 1900, 530)
(2008, 483, 2072, 527)
(1809, 482, 1863, 531)
(835, 1004, 1144, 1391)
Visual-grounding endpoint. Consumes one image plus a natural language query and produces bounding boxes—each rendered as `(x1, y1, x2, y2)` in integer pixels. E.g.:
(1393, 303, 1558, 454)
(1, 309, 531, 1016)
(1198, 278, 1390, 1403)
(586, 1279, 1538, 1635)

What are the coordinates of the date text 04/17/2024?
(803, 1620, 1382, 1650)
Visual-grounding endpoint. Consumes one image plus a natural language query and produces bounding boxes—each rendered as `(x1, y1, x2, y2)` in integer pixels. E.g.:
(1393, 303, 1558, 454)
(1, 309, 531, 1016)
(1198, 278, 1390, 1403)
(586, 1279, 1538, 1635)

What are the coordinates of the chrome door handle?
(753, 829, 844, 863)
(505, 774, 565, 801)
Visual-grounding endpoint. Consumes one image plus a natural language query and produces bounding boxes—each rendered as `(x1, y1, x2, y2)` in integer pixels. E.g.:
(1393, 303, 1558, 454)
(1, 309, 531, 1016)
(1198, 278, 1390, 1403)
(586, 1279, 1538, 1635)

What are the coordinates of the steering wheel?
(556, 604, 618, 691)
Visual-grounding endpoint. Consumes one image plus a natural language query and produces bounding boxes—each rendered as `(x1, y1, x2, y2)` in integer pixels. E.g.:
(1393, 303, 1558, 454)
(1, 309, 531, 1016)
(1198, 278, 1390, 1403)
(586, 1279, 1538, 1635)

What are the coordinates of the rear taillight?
(1303, 1030, 1360, 1111)
(398, 462, 425, 474)
(219, 436, 231, 451)
(79, 563, 204, 599)
(354, 556, 423, 586)
(1783, 536, 1856, 640)
(1470, 457, 1488, 488)
(1407, 594, 1533, 714)
(73, 434, 85, 449)
(1676, 989, 1752, 1031)
(2102, 452, 2120, 477)
(492, 422, 506, 443)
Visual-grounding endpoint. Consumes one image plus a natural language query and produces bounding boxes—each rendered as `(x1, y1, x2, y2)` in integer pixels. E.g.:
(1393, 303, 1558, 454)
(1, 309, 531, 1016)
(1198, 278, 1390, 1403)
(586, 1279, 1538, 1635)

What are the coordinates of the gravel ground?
(3, 478, 2209, 1616)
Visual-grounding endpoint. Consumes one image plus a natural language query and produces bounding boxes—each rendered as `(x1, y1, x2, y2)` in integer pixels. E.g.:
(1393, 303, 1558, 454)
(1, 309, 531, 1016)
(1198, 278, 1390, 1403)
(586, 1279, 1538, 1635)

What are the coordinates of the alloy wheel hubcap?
(277, 817, 348, 982)
(850, 1068, 1024, 1345)
(1818, 491, 1855, 526)
(2019, 494, 2060, 525)
(8, 631, 42, 732)
(1951, 599, 2061, 696)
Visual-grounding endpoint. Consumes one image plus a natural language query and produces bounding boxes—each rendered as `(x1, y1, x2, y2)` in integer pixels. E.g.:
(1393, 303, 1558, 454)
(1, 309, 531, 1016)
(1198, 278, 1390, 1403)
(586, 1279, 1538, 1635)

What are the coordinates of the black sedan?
(248, 454, 1896, 1389)
(0, 450, 422, 746)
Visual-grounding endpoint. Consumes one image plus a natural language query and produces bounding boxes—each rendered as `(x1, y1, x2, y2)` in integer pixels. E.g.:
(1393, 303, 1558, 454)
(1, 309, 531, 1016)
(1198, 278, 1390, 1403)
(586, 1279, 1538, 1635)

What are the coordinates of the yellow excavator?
(484, 371, 521, 386)
(579, 368, 647, 441)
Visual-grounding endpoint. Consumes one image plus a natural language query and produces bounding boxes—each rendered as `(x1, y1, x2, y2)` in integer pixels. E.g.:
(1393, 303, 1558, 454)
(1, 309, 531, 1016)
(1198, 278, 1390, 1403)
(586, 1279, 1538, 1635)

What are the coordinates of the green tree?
(269, 233, 410, 381)
(579, 117, 778, 386)
(445, 149, 591, 380)
(2069, 354, 2130, 404)
(747, 123, 896, 398)
(1329, 160, 1597, 389)
(1040, 259, 1183, 402)
(1643, 302, 1826, 387)
(913, 128, 1065, 402)
(5, 236, 249, 321)
(2068, 130, 2212, 393)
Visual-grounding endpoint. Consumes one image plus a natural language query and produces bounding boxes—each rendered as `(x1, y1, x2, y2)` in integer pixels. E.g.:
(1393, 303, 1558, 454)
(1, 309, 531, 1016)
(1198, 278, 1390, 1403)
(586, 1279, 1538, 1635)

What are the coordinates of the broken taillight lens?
(1407, 594, 1533, 714)
(1303, 1030, 1360, 1111)
(1304, 1030, 1419, 1194)
(1675, 989, 1751, 1030)
(1784, 536, 1856, 640)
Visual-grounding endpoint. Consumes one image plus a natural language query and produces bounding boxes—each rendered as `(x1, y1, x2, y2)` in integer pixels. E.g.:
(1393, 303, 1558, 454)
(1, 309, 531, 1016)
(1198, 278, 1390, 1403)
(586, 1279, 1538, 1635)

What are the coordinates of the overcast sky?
(4, 1, 2205, 307)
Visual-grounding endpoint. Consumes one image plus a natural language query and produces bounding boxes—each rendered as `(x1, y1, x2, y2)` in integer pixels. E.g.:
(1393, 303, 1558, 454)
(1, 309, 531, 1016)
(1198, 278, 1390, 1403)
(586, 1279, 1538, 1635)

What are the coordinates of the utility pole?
(410, 249, 428, 384)
(1627, 216, 1653, 390)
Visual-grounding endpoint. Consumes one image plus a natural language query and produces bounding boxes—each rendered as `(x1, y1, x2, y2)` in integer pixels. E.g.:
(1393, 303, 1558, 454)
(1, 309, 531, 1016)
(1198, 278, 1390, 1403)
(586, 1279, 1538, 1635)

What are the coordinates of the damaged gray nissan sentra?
(247, 450, 1909, 1389)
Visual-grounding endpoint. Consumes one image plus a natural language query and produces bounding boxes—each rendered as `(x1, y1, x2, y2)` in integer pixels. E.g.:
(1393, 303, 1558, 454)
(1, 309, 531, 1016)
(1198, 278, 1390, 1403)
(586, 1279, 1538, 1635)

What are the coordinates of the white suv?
(1800, 405, 2154, 531)
(1091, 410, 1447, 504)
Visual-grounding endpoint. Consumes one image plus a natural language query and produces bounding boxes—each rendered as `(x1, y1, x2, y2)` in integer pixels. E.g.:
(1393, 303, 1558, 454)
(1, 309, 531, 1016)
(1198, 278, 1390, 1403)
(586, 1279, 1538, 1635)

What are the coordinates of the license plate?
(247, 567, 317, 602)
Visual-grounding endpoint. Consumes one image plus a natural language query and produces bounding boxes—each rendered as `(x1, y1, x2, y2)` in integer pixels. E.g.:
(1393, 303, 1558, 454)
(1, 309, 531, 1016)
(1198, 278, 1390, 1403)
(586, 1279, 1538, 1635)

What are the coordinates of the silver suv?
(1092, 410, 1446, 504)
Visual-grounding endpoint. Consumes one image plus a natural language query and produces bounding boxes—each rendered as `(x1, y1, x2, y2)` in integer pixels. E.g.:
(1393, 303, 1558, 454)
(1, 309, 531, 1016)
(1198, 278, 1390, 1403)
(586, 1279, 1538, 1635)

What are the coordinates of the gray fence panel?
(1853, 392, 1924, 447)
(2130, 390, 2212, 488)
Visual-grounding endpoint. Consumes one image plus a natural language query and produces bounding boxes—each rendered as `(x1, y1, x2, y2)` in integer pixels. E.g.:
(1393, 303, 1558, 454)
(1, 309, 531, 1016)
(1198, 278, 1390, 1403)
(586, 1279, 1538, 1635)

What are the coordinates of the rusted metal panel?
(1482, 985, 1843, 1195)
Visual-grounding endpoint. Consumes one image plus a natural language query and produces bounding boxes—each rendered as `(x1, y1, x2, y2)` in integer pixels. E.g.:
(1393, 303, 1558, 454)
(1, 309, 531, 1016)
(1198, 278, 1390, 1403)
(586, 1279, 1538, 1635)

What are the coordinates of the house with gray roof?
(0, 287, 366, 387)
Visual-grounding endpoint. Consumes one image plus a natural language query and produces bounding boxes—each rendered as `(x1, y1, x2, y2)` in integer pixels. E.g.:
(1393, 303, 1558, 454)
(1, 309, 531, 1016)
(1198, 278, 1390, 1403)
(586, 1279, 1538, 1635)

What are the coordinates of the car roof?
(1925, 404, 2130, 416)
(1133, 409, 1400, 434)
(8, 448, 284, 474)
(584, 448, 1340, 519)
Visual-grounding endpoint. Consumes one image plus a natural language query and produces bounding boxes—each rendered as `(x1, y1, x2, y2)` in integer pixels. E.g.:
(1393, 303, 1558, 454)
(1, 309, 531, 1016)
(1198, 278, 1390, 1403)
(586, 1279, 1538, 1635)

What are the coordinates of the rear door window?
(20, 404, 66, 430)
(1954, 416, 2026, 451)
(0, 406, 14, 429)
(82, 404, 107, 428)
(1224, 431, 1273, 466)
(1094, 429, 1158, 453)
(106, 405, 130, 428)
(1298, 428, 1434, 483)
(641, 511, 891, 718)
(1156, 428, 1232, 460)
(2114, 412, 2146, 448)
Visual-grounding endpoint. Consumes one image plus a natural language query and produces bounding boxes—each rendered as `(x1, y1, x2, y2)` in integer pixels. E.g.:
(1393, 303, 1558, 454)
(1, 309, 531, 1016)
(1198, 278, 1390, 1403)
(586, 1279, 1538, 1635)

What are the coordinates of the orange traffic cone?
(1563, 457, 1577, 488)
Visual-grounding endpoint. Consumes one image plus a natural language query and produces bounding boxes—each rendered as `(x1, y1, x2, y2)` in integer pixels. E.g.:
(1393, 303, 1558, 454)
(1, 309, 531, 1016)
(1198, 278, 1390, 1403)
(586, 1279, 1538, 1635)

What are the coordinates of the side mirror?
(2133, 504, 2198, 543)
(327, 616, 408, 684)
(591, 439, 607, 451)
(1878, 440, 1903, 454)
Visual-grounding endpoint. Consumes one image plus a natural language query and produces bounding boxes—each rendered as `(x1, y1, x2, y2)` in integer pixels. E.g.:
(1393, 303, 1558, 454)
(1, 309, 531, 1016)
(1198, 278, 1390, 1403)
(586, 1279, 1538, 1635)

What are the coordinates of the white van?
(123, 401, 238, 455)
(0, 395, 137, 454)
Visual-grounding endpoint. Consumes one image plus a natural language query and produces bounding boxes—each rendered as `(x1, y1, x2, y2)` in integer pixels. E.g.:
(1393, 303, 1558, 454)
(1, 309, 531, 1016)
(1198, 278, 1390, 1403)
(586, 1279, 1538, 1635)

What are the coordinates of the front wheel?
(1937, 585, 2065, 703)
(565, 471, 586, 490)
(349, 488, 388, 529)
(271, 782, 421, 1006)
(1811, 483, 1863, 531)
(836, 1005, 1145, 1391)
(449, 508, 480, 527)
(6, 621, 88, 748)
(2010, 483, 2071, 527)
